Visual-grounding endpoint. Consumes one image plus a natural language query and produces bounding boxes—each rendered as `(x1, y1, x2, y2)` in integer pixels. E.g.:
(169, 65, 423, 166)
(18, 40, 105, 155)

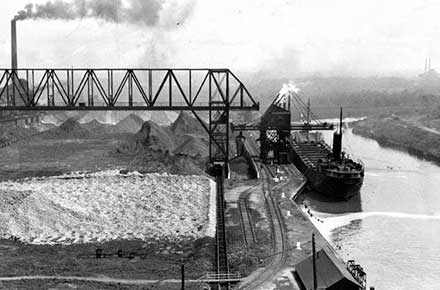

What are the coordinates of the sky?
(0, 0, 439, 78)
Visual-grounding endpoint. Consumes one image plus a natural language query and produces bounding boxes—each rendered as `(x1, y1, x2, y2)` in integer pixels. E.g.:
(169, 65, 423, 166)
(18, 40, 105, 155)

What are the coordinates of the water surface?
(303, 129, 440, 289)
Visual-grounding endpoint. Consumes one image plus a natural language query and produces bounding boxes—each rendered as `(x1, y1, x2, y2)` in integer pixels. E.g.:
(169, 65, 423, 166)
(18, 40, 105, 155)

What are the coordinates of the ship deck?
(289, 139, 331, 168)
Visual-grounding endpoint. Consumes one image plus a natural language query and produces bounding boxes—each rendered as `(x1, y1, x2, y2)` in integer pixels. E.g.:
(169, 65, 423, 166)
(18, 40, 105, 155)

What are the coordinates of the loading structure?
(0, 67, 259, 289)
(232, 90, 333, 164)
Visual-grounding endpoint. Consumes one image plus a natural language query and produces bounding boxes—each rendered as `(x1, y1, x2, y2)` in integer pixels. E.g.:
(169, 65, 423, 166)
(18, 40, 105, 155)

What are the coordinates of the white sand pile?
(0, 170, 216, 245)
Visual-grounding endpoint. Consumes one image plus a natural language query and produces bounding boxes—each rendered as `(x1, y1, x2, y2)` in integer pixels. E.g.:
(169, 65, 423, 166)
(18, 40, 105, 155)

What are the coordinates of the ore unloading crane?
(0, 68, 259, 166)
(0, 67, 259, 290)
(232, 89, 334, 164)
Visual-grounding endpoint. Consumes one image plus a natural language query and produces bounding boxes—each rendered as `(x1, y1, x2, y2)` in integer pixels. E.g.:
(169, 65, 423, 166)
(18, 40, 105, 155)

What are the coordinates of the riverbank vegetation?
(352, 117, 440, 163)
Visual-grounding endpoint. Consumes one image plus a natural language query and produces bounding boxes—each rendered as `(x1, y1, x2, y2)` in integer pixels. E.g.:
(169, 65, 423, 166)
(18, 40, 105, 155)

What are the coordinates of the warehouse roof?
(295, 249, 361, 290)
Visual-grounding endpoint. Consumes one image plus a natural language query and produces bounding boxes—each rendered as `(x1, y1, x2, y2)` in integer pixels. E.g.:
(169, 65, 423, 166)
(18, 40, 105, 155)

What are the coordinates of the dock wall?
(242, 139, 260, 179)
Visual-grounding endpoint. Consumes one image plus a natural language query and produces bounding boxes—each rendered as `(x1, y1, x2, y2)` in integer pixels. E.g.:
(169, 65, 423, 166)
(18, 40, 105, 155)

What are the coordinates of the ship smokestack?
(11, 19, 17, 70)
(332, 107, 343, 160)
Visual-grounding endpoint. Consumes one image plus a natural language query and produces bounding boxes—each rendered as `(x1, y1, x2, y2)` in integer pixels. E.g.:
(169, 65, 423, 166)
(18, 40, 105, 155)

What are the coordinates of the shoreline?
(351, 119, 440, 165)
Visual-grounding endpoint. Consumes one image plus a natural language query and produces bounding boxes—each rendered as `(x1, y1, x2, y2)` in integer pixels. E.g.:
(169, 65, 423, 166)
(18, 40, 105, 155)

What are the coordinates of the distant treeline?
(245, 75, 440, 111)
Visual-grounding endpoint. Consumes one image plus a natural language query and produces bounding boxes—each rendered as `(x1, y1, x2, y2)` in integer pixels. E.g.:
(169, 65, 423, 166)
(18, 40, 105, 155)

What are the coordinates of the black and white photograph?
(0, 1, 439, 289)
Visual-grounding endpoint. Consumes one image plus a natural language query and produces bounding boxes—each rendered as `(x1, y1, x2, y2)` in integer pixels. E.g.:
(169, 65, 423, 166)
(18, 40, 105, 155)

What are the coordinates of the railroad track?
(0, 130, 45, 149)
(215, 173, 229, 275)
(239, 164, 288, 290)
(237, 188, 257, 247)
(280, 164, 304, 180)
(263, 164, 287, 261)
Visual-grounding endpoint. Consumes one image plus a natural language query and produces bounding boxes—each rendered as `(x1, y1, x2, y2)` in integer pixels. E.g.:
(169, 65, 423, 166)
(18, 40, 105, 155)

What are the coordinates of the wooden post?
(312, 233, 317, 290)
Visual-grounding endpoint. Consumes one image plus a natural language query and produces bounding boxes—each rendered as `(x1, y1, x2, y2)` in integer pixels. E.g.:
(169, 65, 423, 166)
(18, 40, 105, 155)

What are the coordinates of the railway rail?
(239, 163, 288, 290)
(211, 170, 232, 290)
(237, 187, 257, 247)
(215, 173, 229, 275)
(0, 129, 46, 149)
(280, 163, 304, 180)
(263, 164, 288, 263)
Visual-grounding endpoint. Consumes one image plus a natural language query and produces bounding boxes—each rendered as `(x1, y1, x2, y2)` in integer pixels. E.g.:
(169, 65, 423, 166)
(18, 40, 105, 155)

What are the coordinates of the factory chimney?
(11, 19, 17, 70)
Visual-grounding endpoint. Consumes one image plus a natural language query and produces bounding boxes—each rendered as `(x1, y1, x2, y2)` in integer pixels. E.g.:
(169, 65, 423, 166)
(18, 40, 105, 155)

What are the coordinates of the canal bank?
(234, 132, 368, 289)
(352, 117, 440, 165)
(278, 170, 365, 290)
(236, 160, 366, 290)
(300, 129, 440, 290)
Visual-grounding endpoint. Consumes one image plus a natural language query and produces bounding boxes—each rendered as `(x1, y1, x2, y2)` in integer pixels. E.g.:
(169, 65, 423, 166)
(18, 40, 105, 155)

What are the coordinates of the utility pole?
(306, 98, 311, 139)
(181, 263, 185, 290)
(339, 107, 343, 135)
(312, 233, 317, 290)
(306, 98, 310, 125)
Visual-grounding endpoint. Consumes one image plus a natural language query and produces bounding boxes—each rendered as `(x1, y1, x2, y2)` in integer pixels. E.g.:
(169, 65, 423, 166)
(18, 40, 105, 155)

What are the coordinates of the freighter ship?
(234, 86, 364, 200)
(289, 112, 364, 200)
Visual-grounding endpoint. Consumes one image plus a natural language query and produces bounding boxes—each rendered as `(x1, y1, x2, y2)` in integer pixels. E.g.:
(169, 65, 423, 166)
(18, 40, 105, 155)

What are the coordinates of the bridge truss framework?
(0, 68, 259, 165)
(0, 68, 260, 289)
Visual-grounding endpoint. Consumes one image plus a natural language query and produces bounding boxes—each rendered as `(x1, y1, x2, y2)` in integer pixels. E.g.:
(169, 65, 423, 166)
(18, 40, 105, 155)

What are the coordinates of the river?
(301, 128, 440, 290)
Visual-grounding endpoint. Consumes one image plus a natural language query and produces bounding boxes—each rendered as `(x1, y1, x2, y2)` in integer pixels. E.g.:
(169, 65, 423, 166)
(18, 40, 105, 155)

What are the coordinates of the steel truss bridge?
(0, 68, 259, 289)
(0, 68, 259, 165)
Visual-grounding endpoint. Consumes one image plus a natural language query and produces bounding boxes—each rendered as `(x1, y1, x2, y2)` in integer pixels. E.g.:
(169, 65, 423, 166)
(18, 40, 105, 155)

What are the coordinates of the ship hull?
(304, 167, 363, 200)
(289, 140, 363, 200)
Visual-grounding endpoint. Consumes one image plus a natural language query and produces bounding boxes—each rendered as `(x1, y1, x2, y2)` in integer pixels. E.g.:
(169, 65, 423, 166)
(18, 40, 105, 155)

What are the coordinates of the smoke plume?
(14, 0, 164, 25)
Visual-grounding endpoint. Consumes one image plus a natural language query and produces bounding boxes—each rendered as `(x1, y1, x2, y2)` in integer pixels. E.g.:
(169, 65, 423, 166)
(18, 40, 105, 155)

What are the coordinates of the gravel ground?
(0, 170, 216, 245)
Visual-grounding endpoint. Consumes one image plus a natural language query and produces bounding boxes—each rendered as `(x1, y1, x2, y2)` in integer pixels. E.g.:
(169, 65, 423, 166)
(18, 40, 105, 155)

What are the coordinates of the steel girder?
(0, 68, 259, 164)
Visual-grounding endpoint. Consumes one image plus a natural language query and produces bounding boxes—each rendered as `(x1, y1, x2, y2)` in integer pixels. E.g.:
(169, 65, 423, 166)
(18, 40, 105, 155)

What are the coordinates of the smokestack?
(11, 20, 17, 70)
(332, 108, 343, 161)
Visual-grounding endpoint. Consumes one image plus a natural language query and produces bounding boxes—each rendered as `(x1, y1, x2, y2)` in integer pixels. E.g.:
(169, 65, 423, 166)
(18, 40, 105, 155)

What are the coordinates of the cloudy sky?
(0, 0, 439, 77)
